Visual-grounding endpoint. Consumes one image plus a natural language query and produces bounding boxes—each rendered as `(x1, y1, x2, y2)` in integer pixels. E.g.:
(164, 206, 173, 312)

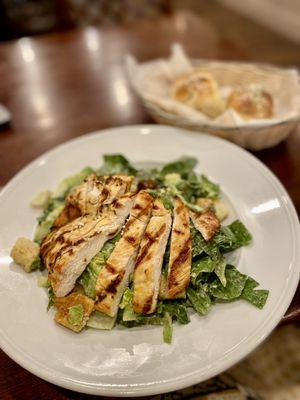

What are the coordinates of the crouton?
(10, 237, 40, 273)
(54, 292, 94, 332)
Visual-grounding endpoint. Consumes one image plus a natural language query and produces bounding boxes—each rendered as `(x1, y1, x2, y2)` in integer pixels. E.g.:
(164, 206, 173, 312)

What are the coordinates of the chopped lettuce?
(119, 287, 133, 309)
(37, 276, 50, 288)
(209, 265, 247, 300)
(30, 190, 51, 209)
(159, 190, 174, 210)
(87, 311, 117, 330)
(167, 186, 204, 213)
(47, 287, 55, 311)
(187, 286, 211, 315)
(215, 220, 252, 253)
(52, 166, 94, 198)
(67, 304, 84, 327)
(157, 301, 189, 324)
(79, 234, 120, 299)
(175, 173, 220, 202)
(197, 175, 220, 199)
(163, 312, 173, 344)
(118, 289, 188, 344)
(191, 255, 226, 286)
(98, 154, 137, 175)
(214, 256, 227, 287)
(161, 156, 197, 178)
(30, 255, 43, 271)
(191, 257, 216, 285)
(163, 173, 182, 186)
(34, 199, 65, 243)
(191, 225, 220, 260)
(241, 277, 269, 309)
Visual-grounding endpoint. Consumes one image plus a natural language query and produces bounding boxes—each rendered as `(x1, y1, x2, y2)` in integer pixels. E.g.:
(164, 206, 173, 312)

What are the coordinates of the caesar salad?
(10, 155, 269, 343)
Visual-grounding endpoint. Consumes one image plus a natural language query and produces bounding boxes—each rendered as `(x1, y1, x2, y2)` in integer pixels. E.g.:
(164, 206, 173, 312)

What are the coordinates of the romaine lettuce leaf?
(191, 225, 220, 259)
(67, 304, 84, 327)
(35, 199, 65, 243)
(160, 156, 197, 178)
(98, 154, 137, 175)
(187, 286, 211, 315)
(87, 311, 117, 329)
(191, 256, 217, 284)
(163, 312, 173, 344)
(37, 276, 50, 288)
(215, 220, 252, 252)
(79, 234, 120, 299)
(30, 256, 43, 271)
(214, 256, 227, 287)
(157, 301, 190, 324)
(209, 265, 247, 300)
(175, 173, 220, 202)
(197, 175, 220, 199)
(119, 287, 133, 309)
(191, 254, 227, 286)
(240, 277, 269, 309)
(47, 287, 55, 310)
(52, 166, 94, 198)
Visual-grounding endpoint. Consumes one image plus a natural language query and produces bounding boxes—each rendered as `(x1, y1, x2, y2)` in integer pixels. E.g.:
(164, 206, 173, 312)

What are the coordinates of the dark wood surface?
(0, 6, 300, 400)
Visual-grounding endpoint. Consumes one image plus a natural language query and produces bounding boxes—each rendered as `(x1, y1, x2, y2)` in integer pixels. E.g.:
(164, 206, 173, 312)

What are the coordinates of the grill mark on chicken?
(125, 202, 153, 229)
(106, 262, 116, 274)
(168, 237, 192, 290)
(142, 296, 153, 314)
(125, 236, 136, 245)
(173, 228, 184, 235)
(106, 271, 125, 294)
(101, 187, 109, 199)
(135, 225, 166, 266)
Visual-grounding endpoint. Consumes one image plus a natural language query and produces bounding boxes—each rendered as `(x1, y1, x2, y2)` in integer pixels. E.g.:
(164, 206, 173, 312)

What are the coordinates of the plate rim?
(1, 124, 299, 397)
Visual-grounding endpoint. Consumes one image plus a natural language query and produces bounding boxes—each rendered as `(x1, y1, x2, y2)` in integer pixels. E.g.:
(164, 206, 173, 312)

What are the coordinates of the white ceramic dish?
(0, 125, 299, 397)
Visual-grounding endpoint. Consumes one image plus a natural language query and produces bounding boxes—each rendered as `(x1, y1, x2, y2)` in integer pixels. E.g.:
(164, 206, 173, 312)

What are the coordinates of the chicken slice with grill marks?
(94, 191, 154, 317)
(41, 195, 134, 297)
(133, 199, 172, 314)
(53, 174, 134, 228)
(190, 209, 220, 241)
(165, 198, 191, 298)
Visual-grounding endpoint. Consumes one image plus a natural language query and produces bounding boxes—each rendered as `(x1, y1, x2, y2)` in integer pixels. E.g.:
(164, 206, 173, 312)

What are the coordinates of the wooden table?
(0, 8, 299, 400)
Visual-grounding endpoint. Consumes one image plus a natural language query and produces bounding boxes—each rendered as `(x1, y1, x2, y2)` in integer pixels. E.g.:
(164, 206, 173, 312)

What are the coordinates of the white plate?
(0, 125, 299, 397)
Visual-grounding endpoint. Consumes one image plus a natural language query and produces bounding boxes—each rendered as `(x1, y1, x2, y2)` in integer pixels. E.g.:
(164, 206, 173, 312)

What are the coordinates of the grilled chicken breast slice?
(166, 198, 192, 298)
(94, 191, 154, 316)
(53, 204, 81, 229)
(133, 199, 172, 314)
(54, 174, 134, 228)
(41, 195, 133, 297)
(67, 174, 134, 214)
(190, 210, 220, 241)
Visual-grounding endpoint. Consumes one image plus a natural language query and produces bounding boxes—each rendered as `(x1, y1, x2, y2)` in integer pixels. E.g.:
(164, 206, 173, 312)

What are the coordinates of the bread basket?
(126, 45, 300, 150)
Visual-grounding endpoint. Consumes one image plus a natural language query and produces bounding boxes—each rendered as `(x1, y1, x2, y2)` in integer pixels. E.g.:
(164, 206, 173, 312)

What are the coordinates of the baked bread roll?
(170, 71, 226, 118)
(227, 85, 273, 120)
